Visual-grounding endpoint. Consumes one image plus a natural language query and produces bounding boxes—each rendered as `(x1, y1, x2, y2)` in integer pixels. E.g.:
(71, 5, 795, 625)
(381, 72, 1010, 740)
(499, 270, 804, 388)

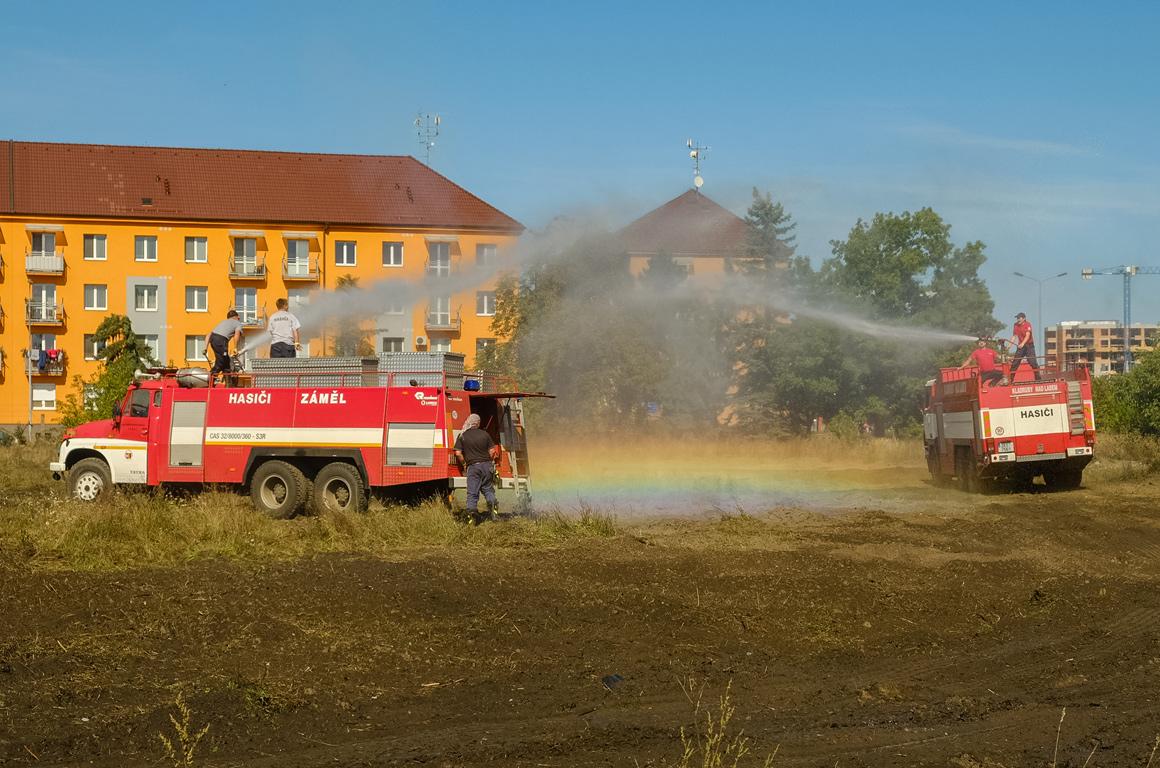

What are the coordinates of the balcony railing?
(229, 256, 267, 279)
(26, 251, 65, 274)
(424, 309, 461, 331)
(283, 256, 319, 280)
(24, 350, 67, 376)
(26, 300, 64, 325)
(424, 259, 457, 278)
(230, 305, 268, 328)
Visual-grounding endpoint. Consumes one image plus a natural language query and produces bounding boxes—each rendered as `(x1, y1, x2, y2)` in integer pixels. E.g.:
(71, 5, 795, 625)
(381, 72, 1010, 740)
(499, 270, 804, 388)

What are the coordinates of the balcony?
(229, 256, 267, 279)
(26, 251, 65, 275)
(26, 300, 64, 325)
(230, 306, 268, 328)
(424, 259, 458, 278)
(425, 309, 461, 331)
(283, 256, 319, 281)
(24, 349, 67, 376)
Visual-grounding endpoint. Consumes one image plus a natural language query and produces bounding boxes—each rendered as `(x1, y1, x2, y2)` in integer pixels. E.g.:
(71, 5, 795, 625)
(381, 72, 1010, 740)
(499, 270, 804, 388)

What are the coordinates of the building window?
(430, 295, 451, 325)
(288, 288, 311, 310)
(235, 287, 258, 323)
(84, 234, 107, 261)
(384, 299, 406, 315)
(428, 242, 450, 277)
(382, 337, 405, 353)
(30, 333, 56, 353)
(335, 241, 357, 266)
(476, 243, 496, 266)
(32, 383, 56, 411)
(84, 284, 108, 311)
(31, 232, 56, 256)
(383, 242, 404, 267)
(135, 236, 158, 262)
(476, 337, 496, 356)
(431, 337, 451, 353)
(185, 335, 209, 361)
(477, 291, 496, 317)
(186, 286, 208, 312)
(83, 334, 107, 361)
(141, 335, 159, 360)
(135, 285, 158, 311)
(185, 237, 208, 263)
(286, 239, 311, 276)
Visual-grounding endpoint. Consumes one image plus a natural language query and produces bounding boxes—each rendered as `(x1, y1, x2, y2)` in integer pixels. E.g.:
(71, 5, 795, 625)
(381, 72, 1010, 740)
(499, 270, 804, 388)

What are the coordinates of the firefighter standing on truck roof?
(1009, 312, 1041, 381)
(454, 413, 500, 525)
(204, 309, 243, 380)
(267, 298, 301, 358)
(960, 337, 1004, 387)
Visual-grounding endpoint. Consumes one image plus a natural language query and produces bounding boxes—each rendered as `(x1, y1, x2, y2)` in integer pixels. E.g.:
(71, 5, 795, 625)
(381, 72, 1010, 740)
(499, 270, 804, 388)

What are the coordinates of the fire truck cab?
(923, 355, 1094, 492)
(50, 360, 548, 518)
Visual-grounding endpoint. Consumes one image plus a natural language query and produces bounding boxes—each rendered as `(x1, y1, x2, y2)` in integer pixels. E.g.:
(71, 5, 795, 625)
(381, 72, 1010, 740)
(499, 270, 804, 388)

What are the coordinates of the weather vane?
(415, 112, 442, 166)
(687, 140, 710, 191)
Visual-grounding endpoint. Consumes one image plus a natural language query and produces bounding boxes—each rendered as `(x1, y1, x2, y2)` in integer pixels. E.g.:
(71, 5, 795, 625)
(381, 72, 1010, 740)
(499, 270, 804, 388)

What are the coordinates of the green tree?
(822, 207, 1000, 337)
(58, 314, 159, 427)
(331, 274, 375, 356)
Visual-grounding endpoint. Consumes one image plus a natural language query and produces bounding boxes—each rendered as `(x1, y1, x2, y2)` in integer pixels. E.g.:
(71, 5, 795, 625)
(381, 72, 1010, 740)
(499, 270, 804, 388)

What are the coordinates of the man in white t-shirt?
(267, 298, 301, 358)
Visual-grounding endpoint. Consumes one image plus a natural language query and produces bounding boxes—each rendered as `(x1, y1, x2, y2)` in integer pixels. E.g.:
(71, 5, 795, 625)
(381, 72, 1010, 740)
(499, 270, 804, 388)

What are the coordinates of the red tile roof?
(0, 140, 523, 233)
(617, 189, 745, 258)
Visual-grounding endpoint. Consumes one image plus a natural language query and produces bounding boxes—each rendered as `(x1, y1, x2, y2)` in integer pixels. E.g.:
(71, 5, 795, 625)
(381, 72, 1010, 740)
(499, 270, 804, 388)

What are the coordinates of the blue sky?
(3, 0, 1158, 336)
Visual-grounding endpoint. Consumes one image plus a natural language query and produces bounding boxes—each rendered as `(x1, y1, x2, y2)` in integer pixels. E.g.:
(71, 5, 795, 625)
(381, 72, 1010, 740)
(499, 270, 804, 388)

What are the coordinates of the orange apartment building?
(1044, 320, 1159, 375)
(0, 141, 523, 429)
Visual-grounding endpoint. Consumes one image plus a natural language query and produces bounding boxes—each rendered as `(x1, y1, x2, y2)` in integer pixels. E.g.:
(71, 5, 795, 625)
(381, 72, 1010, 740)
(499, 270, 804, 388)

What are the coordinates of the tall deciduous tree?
(59, 314, 159, 427)
(331, 274, 375, 356)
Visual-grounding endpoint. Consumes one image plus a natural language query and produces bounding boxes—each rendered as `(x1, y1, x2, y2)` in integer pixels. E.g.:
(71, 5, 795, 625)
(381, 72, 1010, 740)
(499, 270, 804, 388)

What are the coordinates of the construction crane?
(1081, 265, 1160, 370)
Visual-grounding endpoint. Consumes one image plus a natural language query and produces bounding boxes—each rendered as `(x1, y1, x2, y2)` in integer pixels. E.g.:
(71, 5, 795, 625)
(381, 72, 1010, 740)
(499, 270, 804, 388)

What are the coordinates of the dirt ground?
(4, 472, 1160, 767)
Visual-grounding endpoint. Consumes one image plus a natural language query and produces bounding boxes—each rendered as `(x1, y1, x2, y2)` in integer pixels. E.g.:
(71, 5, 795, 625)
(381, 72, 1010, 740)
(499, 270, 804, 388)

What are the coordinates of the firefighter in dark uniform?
(454, 413, 500, 525)
(204, 309, 243, 381)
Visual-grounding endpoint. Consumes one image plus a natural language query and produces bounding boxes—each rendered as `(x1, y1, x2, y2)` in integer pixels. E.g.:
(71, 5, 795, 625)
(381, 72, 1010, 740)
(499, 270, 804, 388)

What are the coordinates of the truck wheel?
(313, 462, 368, 515)
(955, 450, 980, 494)
(251, 460, 307, 519)
(70, 458, 112, 502)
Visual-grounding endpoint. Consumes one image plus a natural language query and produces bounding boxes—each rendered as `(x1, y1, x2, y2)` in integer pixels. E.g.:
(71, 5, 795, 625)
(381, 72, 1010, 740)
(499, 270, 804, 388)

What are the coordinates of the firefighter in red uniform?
(1008, 312, 1041, 381)
(960, 337, 1004, 386)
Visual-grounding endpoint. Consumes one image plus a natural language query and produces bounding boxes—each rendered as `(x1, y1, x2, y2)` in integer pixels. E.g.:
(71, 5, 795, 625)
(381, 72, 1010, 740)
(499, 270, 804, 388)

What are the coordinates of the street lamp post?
(1013, 271, 1068, 362)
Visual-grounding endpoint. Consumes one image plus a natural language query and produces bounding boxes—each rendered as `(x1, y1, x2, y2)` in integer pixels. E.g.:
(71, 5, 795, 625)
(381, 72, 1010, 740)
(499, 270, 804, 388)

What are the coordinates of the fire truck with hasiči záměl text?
(49, 355, 553, 517)
(923, 350, 1094, 492)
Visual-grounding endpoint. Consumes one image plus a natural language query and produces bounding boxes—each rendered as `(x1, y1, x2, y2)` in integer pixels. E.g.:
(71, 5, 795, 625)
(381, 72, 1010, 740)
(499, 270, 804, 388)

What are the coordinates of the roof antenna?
(415, 112, 441, 166)
(687, 140, 709, 193)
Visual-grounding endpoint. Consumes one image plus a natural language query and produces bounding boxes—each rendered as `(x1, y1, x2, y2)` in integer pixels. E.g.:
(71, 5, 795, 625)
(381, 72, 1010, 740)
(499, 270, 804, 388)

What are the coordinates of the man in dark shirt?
(454, 413, 499, 524)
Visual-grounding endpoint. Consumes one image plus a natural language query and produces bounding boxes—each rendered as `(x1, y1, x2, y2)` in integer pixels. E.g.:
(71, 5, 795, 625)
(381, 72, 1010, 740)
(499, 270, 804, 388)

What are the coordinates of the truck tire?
(955, 449, 980, 494)
(312, 462, 368, 515)
(70, 458, 112, 502)
(251, 460, 308, 519)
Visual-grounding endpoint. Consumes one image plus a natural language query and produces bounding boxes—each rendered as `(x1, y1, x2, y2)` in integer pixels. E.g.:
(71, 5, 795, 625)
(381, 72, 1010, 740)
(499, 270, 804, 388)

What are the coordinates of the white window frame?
(84, 284, 108, 311)
(430, 295, 451, 325)
(141, 335, 159, 360)
(335, 240, 357, 266)
(83, 334, 107, 361)
(135, 235, 158, 262)
(428, 242, 450, 277)
(84, 234, 107, 261)
(31, 232, 56, 256)
(476, 243, 496, 266)
(32, 383, 56, 411)
(235, 287, 258, 323)
(382, 241, 404, 267)
(477, 290, 496, 317)
(384, 299, 406, 315)
(186, 286, 208, 313)
(382, 337, 405, 353)
(431, 337, 452, 353)
(135, 284, 159, 312)
(185, 335, 209, 361)
(185, 236, 208, 263)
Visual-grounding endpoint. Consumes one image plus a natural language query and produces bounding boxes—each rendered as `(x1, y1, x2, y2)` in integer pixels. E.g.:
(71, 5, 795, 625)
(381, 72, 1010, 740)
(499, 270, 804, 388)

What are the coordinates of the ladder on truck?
(502, 399, 533, 501)
(1066, 381, 1086, 435)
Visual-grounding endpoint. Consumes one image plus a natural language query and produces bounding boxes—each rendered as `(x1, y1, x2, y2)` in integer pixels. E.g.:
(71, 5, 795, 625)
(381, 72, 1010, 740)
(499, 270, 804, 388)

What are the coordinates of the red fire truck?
(923, 356, 1095, 492)
(50, 363, 549, 517)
